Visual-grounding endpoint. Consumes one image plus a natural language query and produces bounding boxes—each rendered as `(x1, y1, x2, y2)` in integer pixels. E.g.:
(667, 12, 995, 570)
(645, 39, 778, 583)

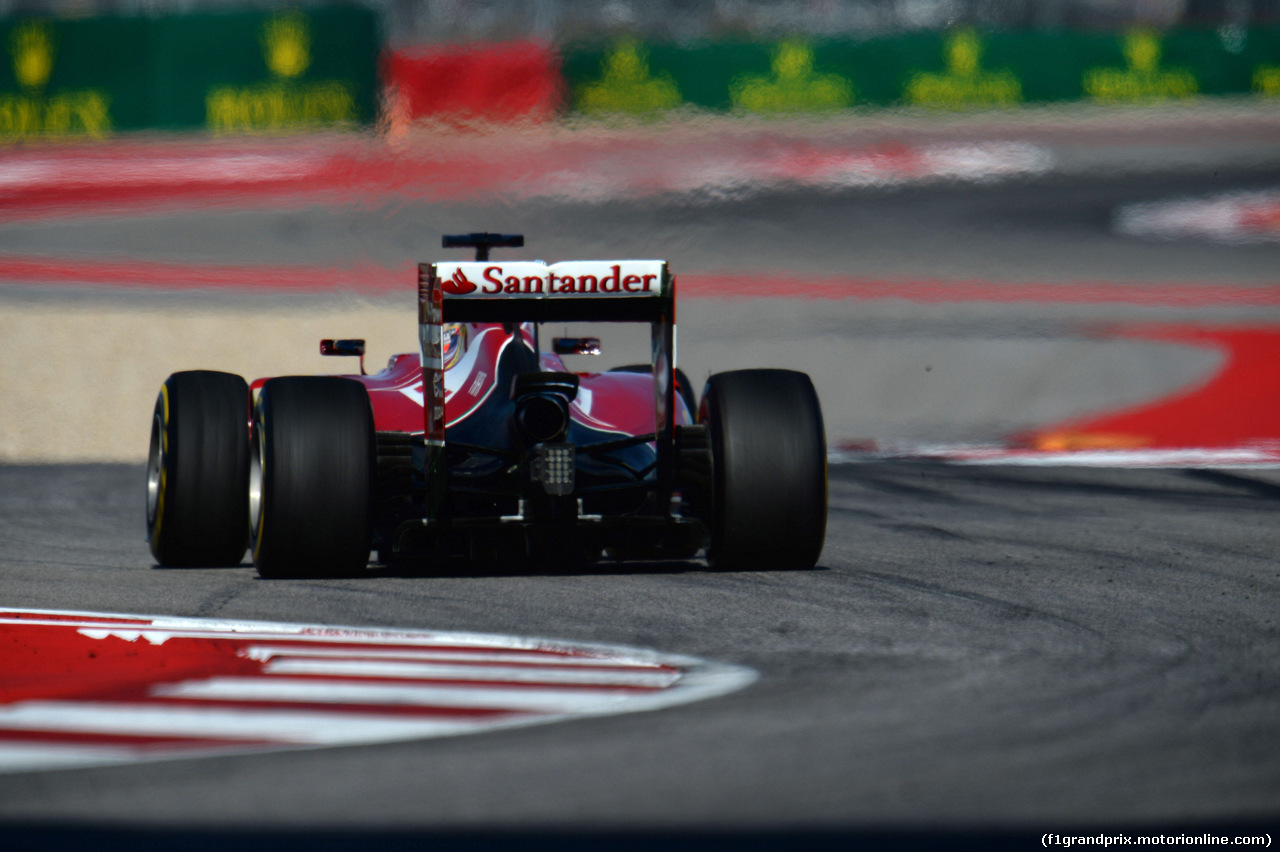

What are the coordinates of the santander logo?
(434, 261, 667, 299)
(443, 267, 477, 295)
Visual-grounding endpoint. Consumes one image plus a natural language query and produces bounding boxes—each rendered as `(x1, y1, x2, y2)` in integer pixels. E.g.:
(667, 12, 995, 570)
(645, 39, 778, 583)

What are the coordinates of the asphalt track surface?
(2, 114, 1280, 848)
(1, 461, 1278, 846)
(4, 162, 1280, 283)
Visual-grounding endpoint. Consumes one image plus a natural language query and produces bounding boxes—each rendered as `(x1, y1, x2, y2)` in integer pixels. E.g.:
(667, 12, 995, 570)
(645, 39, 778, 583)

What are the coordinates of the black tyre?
(146, 370, 250, 566)
(251, 376, 375, 579)
(609, 363, 697, 417)
(700, 369, 827, 571)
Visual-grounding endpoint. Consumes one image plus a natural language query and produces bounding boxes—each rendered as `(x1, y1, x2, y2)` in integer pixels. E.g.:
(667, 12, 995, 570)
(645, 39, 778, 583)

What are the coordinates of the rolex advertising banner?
(0, 17, 145, 140)
(563, 28, 1280, 115)
(157, 10, 378, 134)
(0, 7, 377, 142)
(4, 14, 1279, 138)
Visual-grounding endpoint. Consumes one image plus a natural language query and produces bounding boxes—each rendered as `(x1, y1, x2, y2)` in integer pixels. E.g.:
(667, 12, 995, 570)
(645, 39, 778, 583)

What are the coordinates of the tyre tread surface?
(148, 370, 249, 567)
(701, 368, 827, 571)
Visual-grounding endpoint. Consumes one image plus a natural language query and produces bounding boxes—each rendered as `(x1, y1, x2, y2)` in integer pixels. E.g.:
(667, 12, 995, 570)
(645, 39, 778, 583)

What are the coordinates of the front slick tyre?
(147, 370, 250, 567)
(252, 376, 374, 579)
(701, 369, 827, 571)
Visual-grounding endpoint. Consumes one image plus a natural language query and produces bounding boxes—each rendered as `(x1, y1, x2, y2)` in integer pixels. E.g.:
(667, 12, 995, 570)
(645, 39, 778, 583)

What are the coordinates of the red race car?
(146, 234, 827, 577)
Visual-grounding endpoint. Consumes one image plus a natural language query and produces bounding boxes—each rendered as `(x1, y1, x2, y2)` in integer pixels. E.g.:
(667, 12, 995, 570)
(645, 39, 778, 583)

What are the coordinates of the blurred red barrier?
(381, 40, 563, 125)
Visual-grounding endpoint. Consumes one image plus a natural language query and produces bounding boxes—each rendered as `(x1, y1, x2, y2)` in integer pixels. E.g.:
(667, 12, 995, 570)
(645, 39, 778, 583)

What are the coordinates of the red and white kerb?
(0, 609, 755, 774)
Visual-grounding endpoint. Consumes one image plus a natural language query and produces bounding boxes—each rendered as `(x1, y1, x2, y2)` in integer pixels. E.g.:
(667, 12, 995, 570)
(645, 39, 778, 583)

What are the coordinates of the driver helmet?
(442, 322, 467, 370)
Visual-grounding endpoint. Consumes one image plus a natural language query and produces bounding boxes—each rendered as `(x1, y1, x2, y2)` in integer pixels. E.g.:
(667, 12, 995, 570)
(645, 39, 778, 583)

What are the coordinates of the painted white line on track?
(829, 446, 1280, 468)
(524, 141, 1054, 202)
(239, 645, 675, 668)
(0, 608, 757, 774)
(0, 153, 327, 190)
(0, 745, 149, 774)
(1115, 189, 1280, 244)
(258, 659, 682, 686)
(0, 702, 486, 744)
(154, 677, 658, 712)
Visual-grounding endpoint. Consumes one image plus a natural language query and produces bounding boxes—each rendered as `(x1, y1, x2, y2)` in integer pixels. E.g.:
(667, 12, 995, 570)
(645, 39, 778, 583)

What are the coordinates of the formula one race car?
(146, 234, 827, 578)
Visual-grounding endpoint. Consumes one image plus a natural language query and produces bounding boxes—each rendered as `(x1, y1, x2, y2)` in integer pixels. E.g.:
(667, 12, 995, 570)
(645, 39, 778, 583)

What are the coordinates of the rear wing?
(422, 260, 672, 323)
(415, 257, 679, 520)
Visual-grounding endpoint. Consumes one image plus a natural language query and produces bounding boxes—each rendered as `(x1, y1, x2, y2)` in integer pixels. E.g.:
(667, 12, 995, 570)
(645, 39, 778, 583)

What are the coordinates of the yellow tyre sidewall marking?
(251, 399, 266, 562)
(152, 383, 171, 541)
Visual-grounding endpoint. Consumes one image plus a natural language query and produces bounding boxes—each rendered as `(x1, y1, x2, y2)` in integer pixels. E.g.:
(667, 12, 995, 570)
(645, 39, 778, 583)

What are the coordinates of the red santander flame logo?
(443, 267, 477, 295)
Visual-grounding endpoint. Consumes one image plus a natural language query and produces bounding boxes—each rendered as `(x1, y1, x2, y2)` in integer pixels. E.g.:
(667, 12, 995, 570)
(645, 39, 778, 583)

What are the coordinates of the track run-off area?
(1, 105, 1279, 846)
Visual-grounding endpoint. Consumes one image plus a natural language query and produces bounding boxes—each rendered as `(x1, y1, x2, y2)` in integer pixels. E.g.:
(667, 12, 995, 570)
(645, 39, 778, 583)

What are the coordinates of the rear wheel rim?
(146, 412, 163, 529)
(248, 421, 264, 554)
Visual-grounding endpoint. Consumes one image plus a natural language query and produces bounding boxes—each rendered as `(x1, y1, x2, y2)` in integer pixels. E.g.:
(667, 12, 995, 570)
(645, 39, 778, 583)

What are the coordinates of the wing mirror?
(552, 337, 602, 356)
(320, 339, 367, 375)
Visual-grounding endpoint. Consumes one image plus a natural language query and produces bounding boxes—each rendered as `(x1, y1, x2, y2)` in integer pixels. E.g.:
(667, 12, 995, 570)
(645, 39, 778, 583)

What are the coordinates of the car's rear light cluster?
(533, 443, 575, 496)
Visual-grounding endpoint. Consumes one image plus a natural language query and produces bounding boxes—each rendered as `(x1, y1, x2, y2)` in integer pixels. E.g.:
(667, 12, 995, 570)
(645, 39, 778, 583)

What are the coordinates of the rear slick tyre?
(251, 376, 375, 579)
(700, 369, 827, 571)
(146, 370, 250, 567)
